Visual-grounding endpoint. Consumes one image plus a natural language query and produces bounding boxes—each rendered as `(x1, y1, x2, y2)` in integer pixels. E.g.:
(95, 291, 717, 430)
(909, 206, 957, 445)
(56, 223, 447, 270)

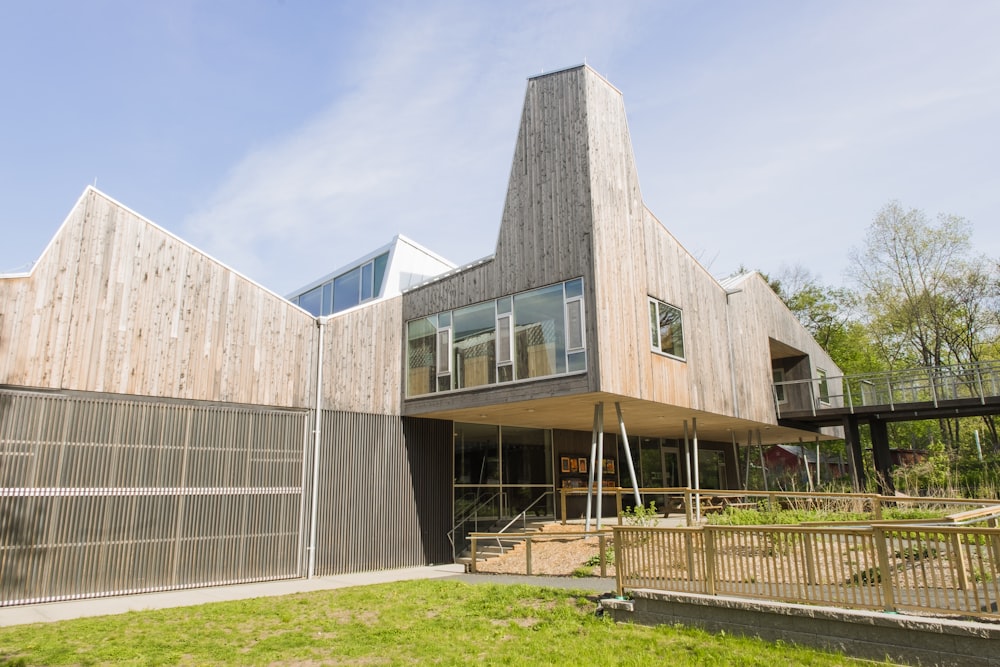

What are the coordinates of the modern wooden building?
(0, 65, 840, 605)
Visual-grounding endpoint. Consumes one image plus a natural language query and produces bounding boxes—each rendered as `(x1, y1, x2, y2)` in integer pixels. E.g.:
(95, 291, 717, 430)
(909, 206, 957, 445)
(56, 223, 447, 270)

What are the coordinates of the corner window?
(773, 368, 787, 404)
(817, 368, 830, 405)
(648, 297, 685, 360)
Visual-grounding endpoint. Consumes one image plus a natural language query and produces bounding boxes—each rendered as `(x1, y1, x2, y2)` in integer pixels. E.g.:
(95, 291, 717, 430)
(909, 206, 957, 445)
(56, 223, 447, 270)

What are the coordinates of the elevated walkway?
(773, 360, 1000, 493)
(774, 359, 1000, 426)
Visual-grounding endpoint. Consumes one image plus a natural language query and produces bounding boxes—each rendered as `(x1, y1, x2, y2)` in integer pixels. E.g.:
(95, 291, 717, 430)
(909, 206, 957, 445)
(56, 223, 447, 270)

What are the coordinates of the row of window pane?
(648, 297, 685, 360)
(406, 278, 586, 397)
(293, 253, 389, 316)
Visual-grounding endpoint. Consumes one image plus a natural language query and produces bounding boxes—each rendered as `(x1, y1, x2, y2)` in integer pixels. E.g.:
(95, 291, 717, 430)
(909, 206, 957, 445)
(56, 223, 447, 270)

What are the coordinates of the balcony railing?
(773, 359, 1000, 418)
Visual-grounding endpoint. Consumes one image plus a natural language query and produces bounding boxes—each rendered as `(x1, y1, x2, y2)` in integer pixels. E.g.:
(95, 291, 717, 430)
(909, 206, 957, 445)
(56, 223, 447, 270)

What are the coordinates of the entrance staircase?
(454, 518, 551, 569)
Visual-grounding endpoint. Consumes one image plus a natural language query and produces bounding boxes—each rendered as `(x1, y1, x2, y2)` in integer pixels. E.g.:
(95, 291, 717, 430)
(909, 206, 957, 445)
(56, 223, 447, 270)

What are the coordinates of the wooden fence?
(615, 520, 1000, 619)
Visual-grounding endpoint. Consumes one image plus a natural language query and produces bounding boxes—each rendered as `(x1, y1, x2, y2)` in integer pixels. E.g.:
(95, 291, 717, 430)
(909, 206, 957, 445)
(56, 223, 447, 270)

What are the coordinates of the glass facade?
(406, 278, 587, 397)
(291, 252, 390, 316)
(453, 423, 553, 523)
(648, 297, 685, 360)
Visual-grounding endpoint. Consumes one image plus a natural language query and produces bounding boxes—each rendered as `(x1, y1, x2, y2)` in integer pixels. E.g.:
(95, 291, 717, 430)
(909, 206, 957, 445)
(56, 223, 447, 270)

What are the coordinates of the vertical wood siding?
(402, 68, 596, 350)
(0, 188, 317, 408)
(312, 413, 451, 575)
(726, 274, 840, 423)
(321, 297, 403, 415)
(0, 388, 309, 606)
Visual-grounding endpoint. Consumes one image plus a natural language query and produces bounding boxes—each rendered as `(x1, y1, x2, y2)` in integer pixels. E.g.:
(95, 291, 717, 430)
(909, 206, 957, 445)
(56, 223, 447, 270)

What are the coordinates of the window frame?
(772, 368, 787, 405)
(404, 278, 587, 398)
(817, 368, 830, 405)
(647, 297, 686, 361)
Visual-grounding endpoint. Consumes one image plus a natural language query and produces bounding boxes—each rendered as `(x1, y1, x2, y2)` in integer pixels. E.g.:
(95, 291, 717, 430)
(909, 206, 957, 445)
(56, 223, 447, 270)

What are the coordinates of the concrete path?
(0, 566, 617, 627)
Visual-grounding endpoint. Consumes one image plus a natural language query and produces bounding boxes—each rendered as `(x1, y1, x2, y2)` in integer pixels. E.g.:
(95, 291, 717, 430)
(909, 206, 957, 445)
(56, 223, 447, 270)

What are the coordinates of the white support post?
(731, 431, 741, 490)
(758, 429, 768, 492)
(800, 437, 814, 491)
(692, 418, 700, 523)
(585, 404, 599, 532)
(595, 403, 605, 530)
(615, 402, 642, 507)
(815, 436, 821, 486)
(745, 429, 753, 490)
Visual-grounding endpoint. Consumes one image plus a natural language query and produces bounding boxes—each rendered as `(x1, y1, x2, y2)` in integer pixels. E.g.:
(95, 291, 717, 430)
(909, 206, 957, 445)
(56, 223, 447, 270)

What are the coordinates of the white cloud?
(180, 0, 1000, 294)
(182, 1, 641, 294)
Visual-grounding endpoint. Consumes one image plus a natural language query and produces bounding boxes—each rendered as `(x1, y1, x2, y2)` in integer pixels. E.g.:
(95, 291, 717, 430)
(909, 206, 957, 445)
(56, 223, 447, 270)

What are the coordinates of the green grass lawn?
(0, 580, 894, 666)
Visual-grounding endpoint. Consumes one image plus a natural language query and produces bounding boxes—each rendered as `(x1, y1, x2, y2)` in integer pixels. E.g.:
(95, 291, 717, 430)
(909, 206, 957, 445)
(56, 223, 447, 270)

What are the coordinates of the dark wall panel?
(313, 412, 451, 575)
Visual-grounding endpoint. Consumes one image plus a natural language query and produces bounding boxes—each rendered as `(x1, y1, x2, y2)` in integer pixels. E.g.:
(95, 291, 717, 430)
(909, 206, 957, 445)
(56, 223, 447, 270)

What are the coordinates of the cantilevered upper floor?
(399, 64, 842, 445)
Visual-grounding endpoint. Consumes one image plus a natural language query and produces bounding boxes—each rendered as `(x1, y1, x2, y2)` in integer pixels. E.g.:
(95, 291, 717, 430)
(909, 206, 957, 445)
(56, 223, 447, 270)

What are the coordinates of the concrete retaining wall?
(601, 589, 1000, 666)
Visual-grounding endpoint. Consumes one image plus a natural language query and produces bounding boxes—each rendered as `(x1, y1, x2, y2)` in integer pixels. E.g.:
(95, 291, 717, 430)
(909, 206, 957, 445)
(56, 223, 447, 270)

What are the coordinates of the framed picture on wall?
(578, 458, 587, 474)
(570, 458, 578, 473)
(605, 459, 615, 474)
(560, 456, 571, 473)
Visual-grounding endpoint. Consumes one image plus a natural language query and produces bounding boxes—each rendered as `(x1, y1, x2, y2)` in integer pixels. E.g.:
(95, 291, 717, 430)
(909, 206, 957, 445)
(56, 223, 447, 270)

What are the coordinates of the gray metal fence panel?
(0, 388, 308, 606)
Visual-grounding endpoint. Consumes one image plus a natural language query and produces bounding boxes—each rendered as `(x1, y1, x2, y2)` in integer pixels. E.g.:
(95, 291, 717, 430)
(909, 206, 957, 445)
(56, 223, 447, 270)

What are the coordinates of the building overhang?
(405, 390, 837, 445)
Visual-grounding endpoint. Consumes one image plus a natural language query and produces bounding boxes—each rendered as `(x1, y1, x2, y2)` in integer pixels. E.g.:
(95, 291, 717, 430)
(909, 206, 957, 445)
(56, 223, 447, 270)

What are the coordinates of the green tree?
(849, 201, 997, 369)
(849, 201, 1000, 454)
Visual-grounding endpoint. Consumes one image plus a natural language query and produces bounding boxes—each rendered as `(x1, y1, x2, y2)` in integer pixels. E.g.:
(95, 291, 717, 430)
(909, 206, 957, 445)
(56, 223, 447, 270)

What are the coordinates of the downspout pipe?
(307, 318, 324, 578)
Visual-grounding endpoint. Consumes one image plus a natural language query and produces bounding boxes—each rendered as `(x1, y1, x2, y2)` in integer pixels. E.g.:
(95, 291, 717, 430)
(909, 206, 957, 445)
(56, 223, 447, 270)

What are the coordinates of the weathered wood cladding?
(402, 70, 596, 346)
(576, 67, 733, 414)
(321, 297, 403, 415)
(727, 273, 840, 424)
(402, 65, 839, 428)
(580, 65, 838, 424)
(311, 412, 451, 575)
(0, 189, 318, 408)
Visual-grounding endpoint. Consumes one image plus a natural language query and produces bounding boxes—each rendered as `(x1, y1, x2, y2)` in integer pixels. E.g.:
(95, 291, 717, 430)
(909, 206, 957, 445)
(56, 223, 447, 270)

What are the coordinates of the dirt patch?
(473, 523, 616, 577)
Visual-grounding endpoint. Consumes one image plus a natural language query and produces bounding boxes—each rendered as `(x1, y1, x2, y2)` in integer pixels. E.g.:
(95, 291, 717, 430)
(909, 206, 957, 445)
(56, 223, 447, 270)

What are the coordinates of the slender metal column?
(595, 403, 605, 530)
(815, 436, 821, 487)
(800, 437, 814, 491)
(682, 420, 692, 489)
(692, 418, 700, 523)
(614, 402, 641, 506)
(745, 429, 753, 490)
(757, 429, 768, 492)
(585, 404, 599, 531)
(730, 431, 741, 490)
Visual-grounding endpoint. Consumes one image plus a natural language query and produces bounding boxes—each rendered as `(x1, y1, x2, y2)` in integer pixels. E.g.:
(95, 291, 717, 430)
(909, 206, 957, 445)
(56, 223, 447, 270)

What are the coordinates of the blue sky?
(2, 1, 998, 295)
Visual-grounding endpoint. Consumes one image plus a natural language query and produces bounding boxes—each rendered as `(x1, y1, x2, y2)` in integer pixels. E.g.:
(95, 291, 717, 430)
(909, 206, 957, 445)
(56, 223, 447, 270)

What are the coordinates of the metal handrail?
(773, 359, 1000, 417)
(447, 492, 502, 561)
(496, 490, 554, 535)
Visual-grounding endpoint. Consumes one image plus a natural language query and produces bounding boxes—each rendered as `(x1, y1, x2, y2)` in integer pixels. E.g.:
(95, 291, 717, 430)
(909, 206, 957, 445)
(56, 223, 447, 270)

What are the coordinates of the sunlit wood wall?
(0, 188, 318, 408)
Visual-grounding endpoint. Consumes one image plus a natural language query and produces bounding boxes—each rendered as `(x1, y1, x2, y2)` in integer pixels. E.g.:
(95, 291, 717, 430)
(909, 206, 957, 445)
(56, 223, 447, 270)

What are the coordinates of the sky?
(1, 0, 998, 296)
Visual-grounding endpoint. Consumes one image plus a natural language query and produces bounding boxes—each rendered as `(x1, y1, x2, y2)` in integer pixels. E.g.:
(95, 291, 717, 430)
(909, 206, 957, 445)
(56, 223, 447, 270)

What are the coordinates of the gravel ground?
(473, 522, 617, 577)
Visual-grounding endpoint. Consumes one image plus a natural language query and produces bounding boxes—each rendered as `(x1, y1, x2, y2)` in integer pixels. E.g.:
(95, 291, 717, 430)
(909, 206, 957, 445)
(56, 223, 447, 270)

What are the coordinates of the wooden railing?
(560, 487, 1000, 526)
(615, 517, 1000, 619)
(467, 530, 613, 576)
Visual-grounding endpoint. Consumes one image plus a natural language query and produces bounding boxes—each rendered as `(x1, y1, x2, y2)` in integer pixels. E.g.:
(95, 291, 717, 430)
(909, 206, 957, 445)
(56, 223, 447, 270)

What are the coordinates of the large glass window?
(454, 424, 553, 521)
(406, 316, 437, 397)
(648, 297, 685, 360)
(514, 283, 566, 380)
(405, 278, 587, 397)
(333, 269, 361, 312)
(453, 302, 496, 389)
(291, 252, 390, 316)
(298, 286, 323, 316)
